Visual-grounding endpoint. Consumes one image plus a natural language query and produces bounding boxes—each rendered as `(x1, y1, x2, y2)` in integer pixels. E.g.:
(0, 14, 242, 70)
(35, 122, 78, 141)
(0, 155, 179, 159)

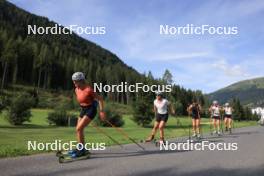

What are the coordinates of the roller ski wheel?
(142, 138, 157, 144)
(196, 136, 202, 142)
(190, 135, 201, 142)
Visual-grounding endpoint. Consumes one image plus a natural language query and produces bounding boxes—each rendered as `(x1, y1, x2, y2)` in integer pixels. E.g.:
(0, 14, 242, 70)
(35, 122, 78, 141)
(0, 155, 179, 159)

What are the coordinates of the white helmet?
(72, 72, 85, 81)
(225, 103, 229, 106)
(155, 91, 162, 96)
(213, 100, 218, 105)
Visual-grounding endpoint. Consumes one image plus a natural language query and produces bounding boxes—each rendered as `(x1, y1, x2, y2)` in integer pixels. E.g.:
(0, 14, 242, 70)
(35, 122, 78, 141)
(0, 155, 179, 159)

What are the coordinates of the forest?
(0, 0, 205, 116)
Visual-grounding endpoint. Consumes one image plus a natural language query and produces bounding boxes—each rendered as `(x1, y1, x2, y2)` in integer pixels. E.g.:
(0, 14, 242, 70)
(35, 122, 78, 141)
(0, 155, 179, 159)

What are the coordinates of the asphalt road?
(1, 126, 264, 176)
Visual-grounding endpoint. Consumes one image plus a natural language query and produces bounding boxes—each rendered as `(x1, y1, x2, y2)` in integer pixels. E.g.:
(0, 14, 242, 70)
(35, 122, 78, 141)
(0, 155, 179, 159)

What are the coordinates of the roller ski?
(56, 149, 91, 163)
(140, 135, 157, 144)
(191, 133, 202, 142)
(213, 130, 222, 136)
(141, 135, 166, 147)
(56, 148, 90, 157)
(140, 139, 157, 144)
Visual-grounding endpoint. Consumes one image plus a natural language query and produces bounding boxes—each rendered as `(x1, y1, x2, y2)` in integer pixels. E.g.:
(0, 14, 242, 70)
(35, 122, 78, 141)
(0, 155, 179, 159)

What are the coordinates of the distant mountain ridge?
(208, 77, 264, 107)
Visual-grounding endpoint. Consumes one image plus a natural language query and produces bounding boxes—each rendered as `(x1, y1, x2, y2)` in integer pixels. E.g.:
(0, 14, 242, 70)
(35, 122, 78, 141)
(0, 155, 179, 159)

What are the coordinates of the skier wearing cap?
(145, 92, 175, 143)
(70, 72, 106, 157)
(209, 101, 221, 135)
(223, 103, 233, 133)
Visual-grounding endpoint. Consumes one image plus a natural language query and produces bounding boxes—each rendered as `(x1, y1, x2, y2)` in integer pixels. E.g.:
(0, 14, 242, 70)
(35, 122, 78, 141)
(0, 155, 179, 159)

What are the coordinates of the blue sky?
(9, 0, 264, 93)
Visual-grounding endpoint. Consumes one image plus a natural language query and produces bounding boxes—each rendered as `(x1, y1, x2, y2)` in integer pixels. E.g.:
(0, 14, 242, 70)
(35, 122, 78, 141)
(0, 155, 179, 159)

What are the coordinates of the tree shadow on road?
(91, 148, 191, 160)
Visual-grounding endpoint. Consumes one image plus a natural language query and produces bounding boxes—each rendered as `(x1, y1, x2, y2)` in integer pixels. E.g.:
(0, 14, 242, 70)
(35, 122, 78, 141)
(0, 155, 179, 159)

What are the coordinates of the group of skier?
(209, 101, 234, 134)
(146, 94, 233, 143)
(186, 100, 233, 138)
(69, 71, 234, 159)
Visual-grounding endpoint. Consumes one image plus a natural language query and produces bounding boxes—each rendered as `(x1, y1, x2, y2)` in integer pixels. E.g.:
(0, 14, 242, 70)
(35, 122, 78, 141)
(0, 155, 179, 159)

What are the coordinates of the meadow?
(0, 109, 257, 158)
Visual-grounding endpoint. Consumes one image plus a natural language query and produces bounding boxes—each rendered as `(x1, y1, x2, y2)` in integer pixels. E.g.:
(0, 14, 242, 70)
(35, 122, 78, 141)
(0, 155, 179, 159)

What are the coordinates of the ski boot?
(70, 148, 91, 158)
(156, 137, 165, 146)
(213, 130, 217, 135)
(197, 133, 201, 139)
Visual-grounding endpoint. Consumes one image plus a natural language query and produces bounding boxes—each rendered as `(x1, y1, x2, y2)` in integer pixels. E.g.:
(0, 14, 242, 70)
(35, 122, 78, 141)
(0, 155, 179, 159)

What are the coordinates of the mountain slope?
(0, 0, 205, 109)
(0, 0, 141, 90)
(208, 77, 264, 106)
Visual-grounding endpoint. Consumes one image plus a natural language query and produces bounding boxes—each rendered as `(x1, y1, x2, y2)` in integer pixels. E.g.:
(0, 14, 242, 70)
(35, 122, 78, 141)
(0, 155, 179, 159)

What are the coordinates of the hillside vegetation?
(208, 77, 264, 106)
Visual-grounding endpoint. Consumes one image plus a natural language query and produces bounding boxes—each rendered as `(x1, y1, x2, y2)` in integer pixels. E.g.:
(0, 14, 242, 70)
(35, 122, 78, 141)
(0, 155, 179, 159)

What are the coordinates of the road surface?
(1, 126, 264, 176)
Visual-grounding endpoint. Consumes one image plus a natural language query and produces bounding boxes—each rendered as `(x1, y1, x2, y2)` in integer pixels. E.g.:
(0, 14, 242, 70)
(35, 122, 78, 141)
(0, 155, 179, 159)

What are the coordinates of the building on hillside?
(252, 107, 264, 125)
(252, 107, 264, 117)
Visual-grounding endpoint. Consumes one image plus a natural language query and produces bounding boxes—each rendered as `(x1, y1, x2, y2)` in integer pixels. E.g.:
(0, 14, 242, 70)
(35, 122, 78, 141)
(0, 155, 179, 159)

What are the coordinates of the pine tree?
(1, 38, 18, 89)
(162, 69, 173, 85)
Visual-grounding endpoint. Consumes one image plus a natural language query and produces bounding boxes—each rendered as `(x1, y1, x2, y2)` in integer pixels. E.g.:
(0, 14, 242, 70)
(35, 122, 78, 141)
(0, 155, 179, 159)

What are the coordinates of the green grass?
(0, 109, 258, 158)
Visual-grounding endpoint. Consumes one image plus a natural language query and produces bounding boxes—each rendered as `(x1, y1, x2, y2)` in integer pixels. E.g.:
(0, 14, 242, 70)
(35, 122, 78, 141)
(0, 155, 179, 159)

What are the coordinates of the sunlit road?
(1, 126, 264, 176)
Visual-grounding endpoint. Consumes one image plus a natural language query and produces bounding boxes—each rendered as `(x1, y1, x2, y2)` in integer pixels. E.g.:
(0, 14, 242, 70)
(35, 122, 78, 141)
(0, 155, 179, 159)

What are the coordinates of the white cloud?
(212, 59, 249, 77)
(150, 52, 210, 61)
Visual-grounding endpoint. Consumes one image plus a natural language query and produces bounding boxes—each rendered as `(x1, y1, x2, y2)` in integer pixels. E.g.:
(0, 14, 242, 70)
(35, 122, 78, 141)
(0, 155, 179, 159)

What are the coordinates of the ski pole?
(176, 117, 188, 135)
(91, 122, 123, 149)
(174, 116, 189, 142)
(209, 113, 213, 135)
(232, 118, 235, 133)
(186, 106, 191, 141)
(198, 111, 203, 138)
(188, 115, 192, 141)
(221, 113, 224, 134)
(104, 119, 145, 151)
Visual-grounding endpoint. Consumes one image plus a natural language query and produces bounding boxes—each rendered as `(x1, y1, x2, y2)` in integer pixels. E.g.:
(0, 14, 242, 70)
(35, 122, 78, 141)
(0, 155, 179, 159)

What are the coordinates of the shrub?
(0, 94, 8, 113)
(172, 101, 183, 116)
(60, 97, 75, 110)
(94, 106, 124, 127)
(26, 89, 39, 108)
(5, 93, 34, 125)
(47, 108, 76, 126)
(132, 97, 154, 127)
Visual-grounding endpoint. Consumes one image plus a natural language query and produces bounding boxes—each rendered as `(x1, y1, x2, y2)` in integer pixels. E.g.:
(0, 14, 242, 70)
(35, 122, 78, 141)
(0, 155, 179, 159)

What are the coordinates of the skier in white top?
(223, 103, 233, 133)
(145, 91, 175, 143)
(209, 101, 222, 135)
